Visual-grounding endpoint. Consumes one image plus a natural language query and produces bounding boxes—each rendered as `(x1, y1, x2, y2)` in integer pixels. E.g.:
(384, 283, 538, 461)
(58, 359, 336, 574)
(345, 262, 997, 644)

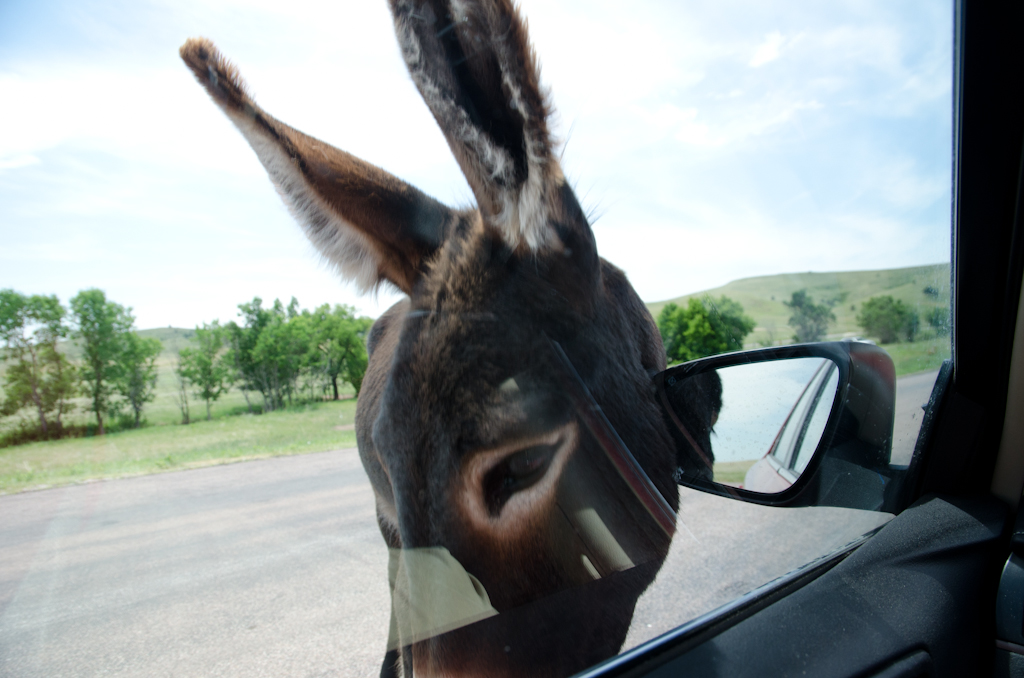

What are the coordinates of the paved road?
(0, 452, 390, 678)
(0, 446, 892, 677)
(891, 369, 941, 465)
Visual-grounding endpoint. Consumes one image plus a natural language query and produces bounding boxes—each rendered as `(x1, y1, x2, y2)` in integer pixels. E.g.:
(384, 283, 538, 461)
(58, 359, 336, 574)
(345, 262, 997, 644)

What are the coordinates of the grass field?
(882, 336, 950, 376)
(712, 460, 757, 485)
(0, 263, 951, 494)
(646, 263, 951, 348)
(0, 399, 358, 494)
(1, 328, 358, 435)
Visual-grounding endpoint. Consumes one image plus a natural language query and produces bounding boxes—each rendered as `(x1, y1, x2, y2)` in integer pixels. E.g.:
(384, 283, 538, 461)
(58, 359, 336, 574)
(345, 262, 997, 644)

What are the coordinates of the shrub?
(657, 296, 755, 363)
(784, 290, 835, 343)
(927, 306, 950, 336)
(857, 296, 920, 343)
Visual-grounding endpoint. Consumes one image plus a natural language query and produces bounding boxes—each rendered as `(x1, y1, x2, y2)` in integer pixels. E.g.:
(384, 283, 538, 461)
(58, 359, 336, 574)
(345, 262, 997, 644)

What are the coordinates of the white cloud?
(0, 0, 954, 329)
(750, 31, 786, 67)
(872, 157, 949, 210)
(623, 94, 822, 150)
(595, 204, 947, 305)
(0, 154, 40, 170)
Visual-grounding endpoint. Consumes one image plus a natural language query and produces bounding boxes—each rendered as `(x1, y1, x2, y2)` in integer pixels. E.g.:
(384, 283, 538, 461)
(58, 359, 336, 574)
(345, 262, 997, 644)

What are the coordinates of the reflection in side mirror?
(655, 342, 899, 512)
(662, 358, 839, 492)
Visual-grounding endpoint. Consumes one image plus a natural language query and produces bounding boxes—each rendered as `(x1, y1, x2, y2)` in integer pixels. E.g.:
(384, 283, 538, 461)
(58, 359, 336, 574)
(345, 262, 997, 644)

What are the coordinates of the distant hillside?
(137, 327, 197, 358)
(646, 263, 950, 347)
(58, 327, 196, 362)
(15, 264, 951, 369)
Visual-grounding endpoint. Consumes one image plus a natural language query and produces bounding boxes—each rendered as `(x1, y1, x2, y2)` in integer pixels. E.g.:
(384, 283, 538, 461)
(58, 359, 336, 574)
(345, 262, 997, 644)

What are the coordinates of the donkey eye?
(483, 444, 558, 516)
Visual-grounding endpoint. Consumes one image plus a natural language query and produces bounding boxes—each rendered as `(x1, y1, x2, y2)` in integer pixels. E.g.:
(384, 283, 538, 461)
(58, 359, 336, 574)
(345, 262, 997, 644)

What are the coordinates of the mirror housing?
(654, 341, 900, 513)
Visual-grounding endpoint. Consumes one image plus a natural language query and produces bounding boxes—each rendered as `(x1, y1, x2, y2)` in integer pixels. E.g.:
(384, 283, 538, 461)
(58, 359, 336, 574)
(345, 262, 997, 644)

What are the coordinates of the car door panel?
(614, 495, 1006, 678)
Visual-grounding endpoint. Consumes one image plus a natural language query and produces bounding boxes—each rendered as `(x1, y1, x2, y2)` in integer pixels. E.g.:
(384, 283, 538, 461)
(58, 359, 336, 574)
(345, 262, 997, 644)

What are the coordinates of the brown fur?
(180, 37, 462, 294)
(181, 3, 679, 676)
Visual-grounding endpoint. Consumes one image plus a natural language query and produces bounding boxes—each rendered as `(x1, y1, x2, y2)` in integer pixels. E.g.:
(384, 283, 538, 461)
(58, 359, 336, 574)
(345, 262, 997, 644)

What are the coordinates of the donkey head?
(182, 1, 682, 675)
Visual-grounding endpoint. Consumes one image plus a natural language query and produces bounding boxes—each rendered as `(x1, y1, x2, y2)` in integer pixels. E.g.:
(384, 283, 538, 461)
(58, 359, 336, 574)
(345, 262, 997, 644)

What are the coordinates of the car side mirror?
(654, 341, 900, 512)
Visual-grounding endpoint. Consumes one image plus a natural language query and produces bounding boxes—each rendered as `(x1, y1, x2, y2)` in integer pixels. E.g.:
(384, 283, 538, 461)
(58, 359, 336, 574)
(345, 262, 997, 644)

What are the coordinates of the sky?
(0, 0, 953, 329)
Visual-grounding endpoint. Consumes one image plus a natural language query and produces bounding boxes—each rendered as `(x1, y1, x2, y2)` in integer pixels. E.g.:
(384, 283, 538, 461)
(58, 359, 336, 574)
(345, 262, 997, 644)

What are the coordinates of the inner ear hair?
(180, 37, 459, 295)
(390, 0, 565, 254)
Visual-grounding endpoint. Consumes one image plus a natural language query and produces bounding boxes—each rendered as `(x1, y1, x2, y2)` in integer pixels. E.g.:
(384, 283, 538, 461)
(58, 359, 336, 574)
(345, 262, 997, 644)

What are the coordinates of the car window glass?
(0, 0, 952, 676)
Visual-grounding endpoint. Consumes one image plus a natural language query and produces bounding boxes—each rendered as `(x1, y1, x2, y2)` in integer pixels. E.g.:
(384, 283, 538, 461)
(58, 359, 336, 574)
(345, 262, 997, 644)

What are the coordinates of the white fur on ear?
(393, 1, 563, 254)
(181, 38, 387, 292)
(226, 111, 384, 293)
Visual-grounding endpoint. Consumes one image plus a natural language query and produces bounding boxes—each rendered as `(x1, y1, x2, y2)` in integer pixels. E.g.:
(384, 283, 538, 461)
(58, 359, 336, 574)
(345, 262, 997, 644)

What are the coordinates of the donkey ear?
(390, 0, 562, 253)
(180, 38, 459, 295)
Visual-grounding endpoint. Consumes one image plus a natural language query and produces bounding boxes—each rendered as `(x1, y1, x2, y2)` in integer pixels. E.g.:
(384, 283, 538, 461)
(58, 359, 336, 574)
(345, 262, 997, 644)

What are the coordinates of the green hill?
(57, 327, 196, 361)
(646, 263, 951, 347)
(137, 327, 197, 357)
(4, 264, 950, 391)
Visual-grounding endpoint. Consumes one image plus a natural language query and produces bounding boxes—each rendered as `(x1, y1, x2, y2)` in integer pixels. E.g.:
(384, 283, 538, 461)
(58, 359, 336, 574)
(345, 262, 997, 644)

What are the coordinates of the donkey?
(181, 1, 699, 675)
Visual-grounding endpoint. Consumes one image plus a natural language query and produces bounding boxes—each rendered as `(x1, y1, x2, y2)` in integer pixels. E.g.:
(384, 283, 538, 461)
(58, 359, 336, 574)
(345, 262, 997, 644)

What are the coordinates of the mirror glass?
(663, 357, 840, 493)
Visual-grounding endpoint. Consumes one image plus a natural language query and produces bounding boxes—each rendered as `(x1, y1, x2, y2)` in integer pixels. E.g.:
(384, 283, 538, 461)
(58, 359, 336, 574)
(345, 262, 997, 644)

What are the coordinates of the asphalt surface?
(0, 452, 390, 678)
(0, 371, 935, 677)
(891, 369, 941, 465)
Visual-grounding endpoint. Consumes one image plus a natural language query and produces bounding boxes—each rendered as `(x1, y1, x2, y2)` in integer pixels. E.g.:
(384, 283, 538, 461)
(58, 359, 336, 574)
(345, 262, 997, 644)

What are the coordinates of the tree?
(115, 332, 162, 428)
(758, 320, 779, 348)
(251, 312, 309, 409)
(657, 296, 755, 363)
(224, 298, 372, 410)
(70, 289, 134, 435)
(225, 297, 275, 412)
(784, 290, 835, 343)
(857, 296, 920, 343)
(927, 306, 950, 336)
(179, 321, 232, 421)
(174, 354, 191, 424)
(0, 290, 78, 437)
(342, 316, 372, 395)
(308, 304, 370, 399)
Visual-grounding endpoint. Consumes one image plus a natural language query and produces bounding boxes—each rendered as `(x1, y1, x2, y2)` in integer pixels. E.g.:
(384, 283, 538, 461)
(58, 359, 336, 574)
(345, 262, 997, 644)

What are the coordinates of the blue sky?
(0, 0, 953, 329)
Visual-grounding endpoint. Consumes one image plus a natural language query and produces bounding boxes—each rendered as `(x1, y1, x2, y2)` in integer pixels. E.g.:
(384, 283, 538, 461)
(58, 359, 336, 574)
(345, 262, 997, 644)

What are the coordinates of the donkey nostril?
(507, 446, 550, 477)
(482, 443, 557, 516)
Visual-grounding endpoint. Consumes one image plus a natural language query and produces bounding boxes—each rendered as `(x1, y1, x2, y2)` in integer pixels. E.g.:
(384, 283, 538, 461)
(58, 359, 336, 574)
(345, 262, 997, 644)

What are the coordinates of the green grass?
(56, 326, 197, 363)
(0, 322, 359, 494)
(713, 460, 756, 484)
(0, 399, 359, 495)
(139, 356, 355, 427)
(646, 263, 951, 348)
(2, 338, 357, 436)
(0, 263, 951, 494)
(644, 262, 951, 378)
(881, 335, 951, 376)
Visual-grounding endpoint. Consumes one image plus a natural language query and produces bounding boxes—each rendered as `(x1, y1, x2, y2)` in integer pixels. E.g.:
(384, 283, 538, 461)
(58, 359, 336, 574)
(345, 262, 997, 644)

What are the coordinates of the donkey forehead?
(375, 311, 571, 444)
(412, 190, 598, 326)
